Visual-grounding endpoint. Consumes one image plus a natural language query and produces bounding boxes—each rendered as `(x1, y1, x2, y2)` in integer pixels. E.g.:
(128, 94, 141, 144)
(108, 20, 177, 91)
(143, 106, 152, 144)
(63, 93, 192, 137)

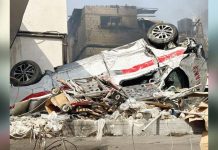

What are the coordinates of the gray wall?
(69, 6, 144, 61)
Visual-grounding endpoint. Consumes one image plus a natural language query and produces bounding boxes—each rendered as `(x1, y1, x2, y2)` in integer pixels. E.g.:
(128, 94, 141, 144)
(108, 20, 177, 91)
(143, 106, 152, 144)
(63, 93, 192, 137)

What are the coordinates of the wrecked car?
(10, 23, 207, 113)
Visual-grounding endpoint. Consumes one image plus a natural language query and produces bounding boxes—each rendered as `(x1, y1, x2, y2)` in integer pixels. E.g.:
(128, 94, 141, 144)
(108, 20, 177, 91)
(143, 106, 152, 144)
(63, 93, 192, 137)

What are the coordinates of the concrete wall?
(10, 0, 68, 72)
(62, 118, 196, 137)
(20, 0, 67, 33)
(79, 47, 107, 59)
(69, 6, 143, 61)
(10, 37, 63, 72)
(84, 6, 138, 29)
(72, 10, 87, 61)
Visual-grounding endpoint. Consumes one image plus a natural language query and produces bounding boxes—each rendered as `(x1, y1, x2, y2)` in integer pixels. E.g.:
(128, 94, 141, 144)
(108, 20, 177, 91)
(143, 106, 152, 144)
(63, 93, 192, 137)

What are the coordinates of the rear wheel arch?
(163, 68, 189, 89)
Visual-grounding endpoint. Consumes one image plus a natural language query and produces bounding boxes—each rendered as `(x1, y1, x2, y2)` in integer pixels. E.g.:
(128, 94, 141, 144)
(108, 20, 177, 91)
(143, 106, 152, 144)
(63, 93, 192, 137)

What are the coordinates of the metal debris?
(10, 37, 208, 139)
(10, 74, 208, 140)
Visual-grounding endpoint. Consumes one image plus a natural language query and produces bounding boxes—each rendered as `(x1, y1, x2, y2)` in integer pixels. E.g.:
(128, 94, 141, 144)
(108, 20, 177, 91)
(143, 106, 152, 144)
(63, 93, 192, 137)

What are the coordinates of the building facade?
(68, 5, 146, 61)
(177, 18, 208, 58)
(10, 0, 68, 72)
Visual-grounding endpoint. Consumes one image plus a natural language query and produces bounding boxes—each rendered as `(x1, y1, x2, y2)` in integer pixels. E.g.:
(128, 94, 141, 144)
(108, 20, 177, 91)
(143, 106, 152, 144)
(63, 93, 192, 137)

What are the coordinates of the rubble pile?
(10, 76, 208, 139)
(185, 101, 208, 150)
(10, 112, 69, 139)
(45, 77, 128, 119)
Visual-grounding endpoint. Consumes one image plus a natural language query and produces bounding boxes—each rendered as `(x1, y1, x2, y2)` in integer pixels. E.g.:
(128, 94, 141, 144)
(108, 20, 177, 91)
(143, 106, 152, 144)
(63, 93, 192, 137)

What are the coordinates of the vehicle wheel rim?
(13, 63, 35, 82)
(151, 25, 174, 39)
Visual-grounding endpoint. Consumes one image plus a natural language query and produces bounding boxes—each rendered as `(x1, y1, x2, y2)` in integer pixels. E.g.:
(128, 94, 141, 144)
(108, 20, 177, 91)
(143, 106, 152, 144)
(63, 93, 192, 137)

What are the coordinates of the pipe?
(17, 31, 66, 39)
(142, 113, 161, 132)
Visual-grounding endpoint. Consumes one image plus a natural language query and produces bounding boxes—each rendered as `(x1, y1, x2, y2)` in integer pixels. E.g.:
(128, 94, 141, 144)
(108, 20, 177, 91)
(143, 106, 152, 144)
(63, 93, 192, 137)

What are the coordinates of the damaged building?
(10, 2, 208, 149)
(67, 5, 158, 61)
(177, 18, 208, 58)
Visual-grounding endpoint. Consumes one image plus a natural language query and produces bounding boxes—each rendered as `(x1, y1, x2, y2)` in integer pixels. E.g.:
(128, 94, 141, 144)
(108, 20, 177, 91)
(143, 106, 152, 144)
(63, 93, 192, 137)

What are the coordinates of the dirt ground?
(10, 135, 201, 150)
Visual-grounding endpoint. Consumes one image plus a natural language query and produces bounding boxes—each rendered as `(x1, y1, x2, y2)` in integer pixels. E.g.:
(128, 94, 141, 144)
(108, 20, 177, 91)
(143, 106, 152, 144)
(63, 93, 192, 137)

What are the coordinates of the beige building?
(68, 5, 147, 61)
(10, 0, 68, 72)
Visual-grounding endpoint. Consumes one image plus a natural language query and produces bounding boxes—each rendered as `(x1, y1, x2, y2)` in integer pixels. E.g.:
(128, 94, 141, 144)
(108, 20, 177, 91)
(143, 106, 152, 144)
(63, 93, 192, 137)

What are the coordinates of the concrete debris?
(10, 75, 208, 139)
(185, 102, 208, 131)
(160, 110, 174, 120)
(109, 110, 120, 120)
(10, 112, 70, 139)
(96, 118, 106, 141)
(183, 102, 208, 150)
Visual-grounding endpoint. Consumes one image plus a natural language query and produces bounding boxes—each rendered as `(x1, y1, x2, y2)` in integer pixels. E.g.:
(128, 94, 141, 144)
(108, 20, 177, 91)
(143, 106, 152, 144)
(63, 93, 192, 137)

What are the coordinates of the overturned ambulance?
(10, 23, 207, 115)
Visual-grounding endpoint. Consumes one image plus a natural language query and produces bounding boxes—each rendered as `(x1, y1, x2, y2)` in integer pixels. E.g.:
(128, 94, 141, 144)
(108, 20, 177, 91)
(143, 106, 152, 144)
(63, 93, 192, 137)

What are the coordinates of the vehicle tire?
(10, 60, 42, 86)
(147, 23, 178, 48)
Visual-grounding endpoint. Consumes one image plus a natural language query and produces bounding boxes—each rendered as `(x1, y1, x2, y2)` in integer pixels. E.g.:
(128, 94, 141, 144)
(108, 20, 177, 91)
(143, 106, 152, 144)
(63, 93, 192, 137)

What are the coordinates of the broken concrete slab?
(62, 118, 195, 137)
